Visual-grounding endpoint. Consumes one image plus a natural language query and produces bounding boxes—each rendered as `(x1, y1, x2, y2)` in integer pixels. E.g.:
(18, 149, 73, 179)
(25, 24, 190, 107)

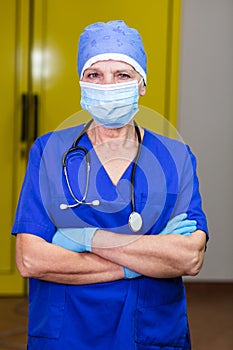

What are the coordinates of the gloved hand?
(52, 227, 98, 252)
(123, 267, 141, 279)
(159, 213, 197, 236)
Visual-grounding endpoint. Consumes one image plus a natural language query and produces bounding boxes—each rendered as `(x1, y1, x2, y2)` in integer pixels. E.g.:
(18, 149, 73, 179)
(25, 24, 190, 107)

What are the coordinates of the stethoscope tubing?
(60, 119, 143, 230)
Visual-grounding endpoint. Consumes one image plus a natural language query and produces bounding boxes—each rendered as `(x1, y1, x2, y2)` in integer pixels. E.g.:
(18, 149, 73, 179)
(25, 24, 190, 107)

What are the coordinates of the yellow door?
(0, 0, 29, 294)
(0, 0, 181, 295)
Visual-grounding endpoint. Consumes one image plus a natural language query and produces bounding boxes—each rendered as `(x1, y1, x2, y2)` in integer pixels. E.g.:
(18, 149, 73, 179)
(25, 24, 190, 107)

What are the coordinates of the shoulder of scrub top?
(33, 123, 86, 151)
(143, 127, 193, 161)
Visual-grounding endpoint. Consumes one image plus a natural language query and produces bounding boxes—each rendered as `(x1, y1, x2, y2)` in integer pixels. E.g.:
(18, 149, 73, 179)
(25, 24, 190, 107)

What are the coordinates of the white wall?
(178, 0, 233, 280)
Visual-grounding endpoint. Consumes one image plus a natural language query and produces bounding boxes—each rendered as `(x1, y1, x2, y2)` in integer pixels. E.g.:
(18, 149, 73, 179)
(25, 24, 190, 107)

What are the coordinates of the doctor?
(13, 20, 208, 349)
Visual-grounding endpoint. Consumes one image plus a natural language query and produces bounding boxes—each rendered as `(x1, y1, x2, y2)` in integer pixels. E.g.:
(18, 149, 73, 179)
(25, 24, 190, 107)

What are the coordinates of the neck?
(87, 120, 138, 146)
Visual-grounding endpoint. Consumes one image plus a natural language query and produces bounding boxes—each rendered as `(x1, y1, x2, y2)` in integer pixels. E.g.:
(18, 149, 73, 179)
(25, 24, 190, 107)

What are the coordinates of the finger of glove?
(172, 219, 197, 230)
(167, 213, 188, 226)
(177, 219, 197, 227)
(173, 224, 197, 235)
(167, 219, 197, 233)
(160, 215, 192, 234)
(163, 213, 188, 233)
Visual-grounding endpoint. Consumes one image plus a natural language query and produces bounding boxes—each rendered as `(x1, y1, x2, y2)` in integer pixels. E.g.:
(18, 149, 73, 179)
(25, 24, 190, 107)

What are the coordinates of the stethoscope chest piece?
(128, 211, 143, 232)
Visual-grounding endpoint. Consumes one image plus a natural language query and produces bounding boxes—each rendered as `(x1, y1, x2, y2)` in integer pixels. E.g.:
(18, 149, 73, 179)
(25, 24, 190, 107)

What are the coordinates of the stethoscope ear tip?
(92, 200, 100, 206)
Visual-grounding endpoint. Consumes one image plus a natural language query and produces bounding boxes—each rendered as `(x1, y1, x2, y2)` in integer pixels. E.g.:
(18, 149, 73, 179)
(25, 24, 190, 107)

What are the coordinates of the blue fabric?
(12, 125, 208, 349)
(77, 20, 147, 79)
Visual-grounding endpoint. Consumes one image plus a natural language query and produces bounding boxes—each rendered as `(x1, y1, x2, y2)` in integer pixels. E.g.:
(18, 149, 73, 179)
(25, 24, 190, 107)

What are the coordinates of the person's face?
(81, 60, 146, 96)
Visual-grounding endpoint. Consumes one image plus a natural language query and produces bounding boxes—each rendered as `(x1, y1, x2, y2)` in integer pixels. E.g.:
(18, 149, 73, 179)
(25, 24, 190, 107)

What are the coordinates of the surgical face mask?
(79, 80, 140, 128)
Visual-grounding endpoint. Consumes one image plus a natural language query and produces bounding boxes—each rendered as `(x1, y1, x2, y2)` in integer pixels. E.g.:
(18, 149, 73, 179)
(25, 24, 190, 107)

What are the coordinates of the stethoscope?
(60, 120, 143, 232)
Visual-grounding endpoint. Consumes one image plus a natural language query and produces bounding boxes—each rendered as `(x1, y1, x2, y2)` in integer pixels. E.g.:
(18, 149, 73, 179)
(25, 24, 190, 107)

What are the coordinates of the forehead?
(86, 60, 135, 71)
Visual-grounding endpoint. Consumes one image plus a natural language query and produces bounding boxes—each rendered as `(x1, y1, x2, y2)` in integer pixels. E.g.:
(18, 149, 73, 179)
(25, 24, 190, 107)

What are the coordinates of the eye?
(117, 73, 131, 80)
(87, 72, 99, 79)
(82, 70, 101, 81)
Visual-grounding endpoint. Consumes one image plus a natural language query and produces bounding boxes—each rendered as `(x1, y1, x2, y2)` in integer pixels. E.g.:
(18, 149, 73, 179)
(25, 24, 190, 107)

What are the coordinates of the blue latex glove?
(52, 227, 98, 252)
(123, 267, 141, 279)
(159, 213, 197, 236)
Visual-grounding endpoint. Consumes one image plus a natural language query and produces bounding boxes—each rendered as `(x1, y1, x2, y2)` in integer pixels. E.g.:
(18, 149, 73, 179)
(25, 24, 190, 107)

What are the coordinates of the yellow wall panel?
(0, 0, 16, 272)
(0, 0, 25, 295)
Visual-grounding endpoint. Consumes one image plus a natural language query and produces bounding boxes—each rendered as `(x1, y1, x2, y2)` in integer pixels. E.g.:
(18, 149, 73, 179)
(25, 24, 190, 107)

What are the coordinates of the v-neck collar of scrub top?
(81, 128, 146, 194)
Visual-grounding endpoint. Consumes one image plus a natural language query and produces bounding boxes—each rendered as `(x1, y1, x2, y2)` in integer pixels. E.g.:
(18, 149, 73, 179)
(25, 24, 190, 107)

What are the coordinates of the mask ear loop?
(138, 78, 144, 86)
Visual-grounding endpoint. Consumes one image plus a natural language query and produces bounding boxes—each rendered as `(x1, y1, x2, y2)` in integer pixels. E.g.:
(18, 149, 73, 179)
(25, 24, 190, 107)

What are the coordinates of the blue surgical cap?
(77, 20, 147, 83)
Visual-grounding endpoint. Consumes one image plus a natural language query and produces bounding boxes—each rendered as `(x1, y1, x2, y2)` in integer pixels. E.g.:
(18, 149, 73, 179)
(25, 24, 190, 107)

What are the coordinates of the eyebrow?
(84, 67, 137, 74)
(115, 68, 137, 74)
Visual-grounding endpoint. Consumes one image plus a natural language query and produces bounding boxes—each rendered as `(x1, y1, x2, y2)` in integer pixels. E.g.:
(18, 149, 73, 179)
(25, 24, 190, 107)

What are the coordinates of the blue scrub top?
(12, 124, 208, 350)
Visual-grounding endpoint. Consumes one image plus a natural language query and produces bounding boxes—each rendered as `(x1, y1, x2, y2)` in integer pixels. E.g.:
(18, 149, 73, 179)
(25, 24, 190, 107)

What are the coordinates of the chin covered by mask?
(80, 80, 140, 128)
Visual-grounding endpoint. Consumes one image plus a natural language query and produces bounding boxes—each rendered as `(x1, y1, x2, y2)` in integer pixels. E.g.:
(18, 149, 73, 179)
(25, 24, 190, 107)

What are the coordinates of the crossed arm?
(92, 229, 206, 278)
(16, 222, 206, 285)
(16, 233, 124, 285)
